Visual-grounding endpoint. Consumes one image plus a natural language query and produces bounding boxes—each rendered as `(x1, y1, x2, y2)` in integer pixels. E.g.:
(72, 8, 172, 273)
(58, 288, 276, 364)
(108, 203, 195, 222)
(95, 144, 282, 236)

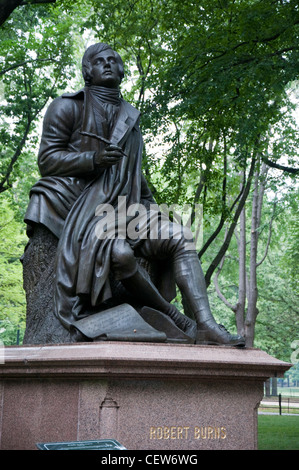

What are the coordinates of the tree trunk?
(245, 161, 269, 347)
(245, 167, 260, 347)
(271, 377, 278, 396)
(205, 153, 256, 286)
(235, 203, 246, 337)
(22, 225, 71, 344)
(265, 378, 271, 397)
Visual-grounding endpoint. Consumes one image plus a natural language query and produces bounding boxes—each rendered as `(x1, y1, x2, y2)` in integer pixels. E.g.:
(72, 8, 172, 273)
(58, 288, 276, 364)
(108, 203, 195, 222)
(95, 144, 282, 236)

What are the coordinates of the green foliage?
(209, 190, 299, 360)
(0, 0, 297, 354)
(84, 1, 299, 262)
(0, 196, 27, 345)
(0, 2, 82, 194)
(254, 192, 299, 361)
(0, 1, 89, 343)
(286, 363, 299, 385)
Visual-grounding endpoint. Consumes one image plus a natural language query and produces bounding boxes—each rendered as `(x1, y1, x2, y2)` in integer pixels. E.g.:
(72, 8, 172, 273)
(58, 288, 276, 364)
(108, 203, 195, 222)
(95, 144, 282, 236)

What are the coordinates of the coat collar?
(62, 88, 140, 147)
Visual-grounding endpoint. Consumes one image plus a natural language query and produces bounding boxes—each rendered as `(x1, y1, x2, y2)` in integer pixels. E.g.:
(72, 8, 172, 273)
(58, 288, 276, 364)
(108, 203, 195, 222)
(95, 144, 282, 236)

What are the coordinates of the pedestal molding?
(0, 342, 291, 381)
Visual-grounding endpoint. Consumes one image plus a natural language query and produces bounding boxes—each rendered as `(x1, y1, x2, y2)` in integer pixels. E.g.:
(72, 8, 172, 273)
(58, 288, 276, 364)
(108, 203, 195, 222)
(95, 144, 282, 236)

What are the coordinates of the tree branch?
(0, 72, 58, 193)
(256, 201, 277, 267)
(0, 57, 59, 76)
(213, 255, 237, 312)
(198, 176, 244, 260)
(0, 116, 31, 193)
(0, 0, 57, 27)
(204, 152, 257, 286)
(262, 155, 299, 174)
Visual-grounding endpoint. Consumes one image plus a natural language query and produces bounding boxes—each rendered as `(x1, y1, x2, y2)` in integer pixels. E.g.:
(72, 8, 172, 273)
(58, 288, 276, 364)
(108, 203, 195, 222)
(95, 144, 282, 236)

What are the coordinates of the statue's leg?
(173, 249, 215, 326)
(110, 239, 194, 334)
(172, 245, 245, 346)
(138, 222, 245, 347)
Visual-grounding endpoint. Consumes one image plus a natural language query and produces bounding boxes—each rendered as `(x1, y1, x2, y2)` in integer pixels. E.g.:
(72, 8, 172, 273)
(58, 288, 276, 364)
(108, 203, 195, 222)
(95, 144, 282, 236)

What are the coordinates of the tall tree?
(0, 2, 80, 196)
(0, 0, 297, 349)
(83, 0, 298, 346)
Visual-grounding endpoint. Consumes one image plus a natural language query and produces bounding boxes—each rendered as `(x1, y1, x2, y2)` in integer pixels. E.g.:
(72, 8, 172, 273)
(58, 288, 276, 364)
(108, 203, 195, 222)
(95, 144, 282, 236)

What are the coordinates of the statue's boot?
(121, 268, 197, 339)
(173, 251, 245, 347)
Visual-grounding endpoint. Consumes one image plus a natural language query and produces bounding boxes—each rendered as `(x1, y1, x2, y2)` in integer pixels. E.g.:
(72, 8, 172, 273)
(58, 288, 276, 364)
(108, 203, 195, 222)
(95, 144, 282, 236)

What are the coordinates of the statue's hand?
(94, 144, 125, 168)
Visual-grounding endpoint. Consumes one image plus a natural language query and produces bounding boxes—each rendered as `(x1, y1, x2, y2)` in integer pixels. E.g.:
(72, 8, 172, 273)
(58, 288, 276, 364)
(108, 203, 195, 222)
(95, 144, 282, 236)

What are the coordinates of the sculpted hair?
(82, 43, 125, 86)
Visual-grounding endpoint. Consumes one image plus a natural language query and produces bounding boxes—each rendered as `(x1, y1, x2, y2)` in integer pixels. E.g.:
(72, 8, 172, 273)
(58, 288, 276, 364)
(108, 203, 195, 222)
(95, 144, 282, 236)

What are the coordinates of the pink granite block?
(1, 379, 79, 450)
(101, 378, 262, 450)
(0, 342, 291, 450)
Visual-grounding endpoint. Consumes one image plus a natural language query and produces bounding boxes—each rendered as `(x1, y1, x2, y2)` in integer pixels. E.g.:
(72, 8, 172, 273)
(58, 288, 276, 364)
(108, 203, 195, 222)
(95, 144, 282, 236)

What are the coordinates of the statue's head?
(82, 43, 124, 88)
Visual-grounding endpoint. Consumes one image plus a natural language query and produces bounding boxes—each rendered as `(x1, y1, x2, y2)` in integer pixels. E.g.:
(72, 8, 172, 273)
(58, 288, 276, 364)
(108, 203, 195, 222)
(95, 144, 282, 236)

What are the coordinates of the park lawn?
(258, 415, 299, 450)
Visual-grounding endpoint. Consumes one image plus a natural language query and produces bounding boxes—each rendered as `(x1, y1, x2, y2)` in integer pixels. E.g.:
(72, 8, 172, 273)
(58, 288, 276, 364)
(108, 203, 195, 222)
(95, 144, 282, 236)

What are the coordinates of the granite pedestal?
(0, 342, 291, 450)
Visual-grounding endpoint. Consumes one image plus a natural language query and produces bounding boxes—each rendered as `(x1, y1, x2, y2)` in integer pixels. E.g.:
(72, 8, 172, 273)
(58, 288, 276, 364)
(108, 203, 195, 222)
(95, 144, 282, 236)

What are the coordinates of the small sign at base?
(36, 439, 126, 450)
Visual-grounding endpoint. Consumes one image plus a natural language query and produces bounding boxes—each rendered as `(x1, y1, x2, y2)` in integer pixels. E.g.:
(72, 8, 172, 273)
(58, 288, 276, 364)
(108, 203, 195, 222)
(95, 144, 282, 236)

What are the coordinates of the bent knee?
(165, 223, 196, 257)
(111, 240, 137, 279)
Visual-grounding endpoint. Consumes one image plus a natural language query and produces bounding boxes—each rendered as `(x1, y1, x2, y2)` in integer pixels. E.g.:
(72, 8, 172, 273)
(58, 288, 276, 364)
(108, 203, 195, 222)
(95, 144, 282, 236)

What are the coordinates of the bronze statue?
(23, 43, 245, 347)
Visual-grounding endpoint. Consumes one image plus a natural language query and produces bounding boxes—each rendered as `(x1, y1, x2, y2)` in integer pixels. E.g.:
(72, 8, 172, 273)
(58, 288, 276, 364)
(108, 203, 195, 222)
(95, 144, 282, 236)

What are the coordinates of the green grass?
(258, 415, 299, 450)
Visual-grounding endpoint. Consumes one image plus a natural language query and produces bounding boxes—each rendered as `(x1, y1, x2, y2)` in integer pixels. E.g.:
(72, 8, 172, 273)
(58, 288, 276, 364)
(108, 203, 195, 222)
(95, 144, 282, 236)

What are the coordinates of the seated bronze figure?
(22, 43, 245, 347)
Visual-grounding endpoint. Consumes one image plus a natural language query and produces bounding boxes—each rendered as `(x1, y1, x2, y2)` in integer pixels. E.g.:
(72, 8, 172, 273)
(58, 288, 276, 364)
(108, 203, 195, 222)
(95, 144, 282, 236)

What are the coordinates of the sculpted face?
(89, 49, 121, 88)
